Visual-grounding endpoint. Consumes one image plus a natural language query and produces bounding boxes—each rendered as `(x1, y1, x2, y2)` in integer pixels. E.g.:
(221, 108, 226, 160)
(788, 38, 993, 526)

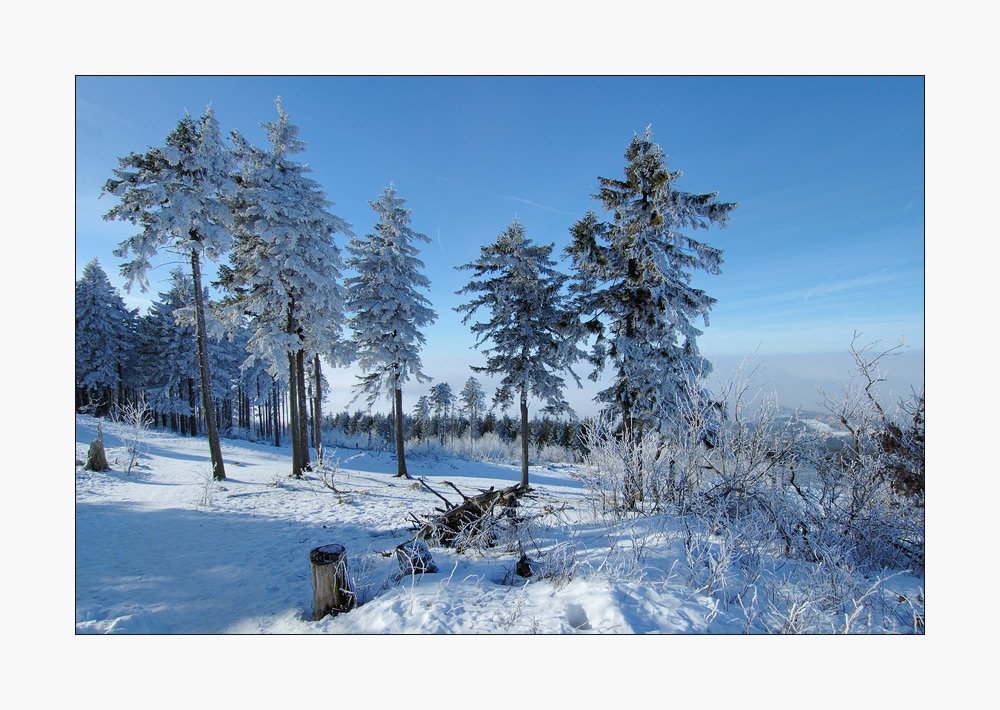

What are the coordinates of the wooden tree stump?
(84, 439, 110, 472)
(309, 544, 355, 620)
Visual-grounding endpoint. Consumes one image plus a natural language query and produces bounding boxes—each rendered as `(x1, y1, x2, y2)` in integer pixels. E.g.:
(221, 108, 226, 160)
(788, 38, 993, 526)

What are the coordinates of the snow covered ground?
(76, 414, 922, 634)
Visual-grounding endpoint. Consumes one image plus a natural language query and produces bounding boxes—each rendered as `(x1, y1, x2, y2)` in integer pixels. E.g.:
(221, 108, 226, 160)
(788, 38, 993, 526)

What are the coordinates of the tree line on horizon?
(78, 98, 736, 493)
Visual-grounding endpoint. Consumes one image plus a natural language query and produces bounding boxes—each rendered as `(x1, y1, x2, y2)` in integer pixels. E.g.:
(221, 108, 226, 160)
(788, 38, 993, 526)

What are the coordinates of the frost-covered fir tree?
(566, 127, 736, 505)
(221, 98, 352, 477)
(206, 316, 258, 438)
(456, 219, 584, 487)
(76, 258, 136, 415)
(103, 106, 235, 479)
(429, 382, 453, 447)
(459, 376, 487, 442)
(412, 395, 431, 442)
(137, 268, 202, 434)
(345, 184, 437, 478)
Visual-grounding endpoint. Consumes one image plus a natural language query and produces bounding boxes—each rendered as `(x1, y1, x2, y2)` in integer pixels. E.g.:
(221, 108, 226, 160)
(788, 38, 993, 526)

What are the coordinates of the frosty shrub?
(225, 426, 261, 445)
(348, 548, 384, 606)
(681, 509, 738, 598)
(316, 452, 365, 494)
(806, 338, 925, 571)
(446, 503, 522, 556)
(406, 431, 579, 468)
(657, 350, 924, 575)
(113, 395, 152, 475)
(579, 414, 673, 516)
(197, 465, 216, 507)
(433, 431, 517, 464)
(321, 424, 391, 453)
(760, 555, 909, 634)
(578, 345, 924, 631)
(513, 542, 580, 589)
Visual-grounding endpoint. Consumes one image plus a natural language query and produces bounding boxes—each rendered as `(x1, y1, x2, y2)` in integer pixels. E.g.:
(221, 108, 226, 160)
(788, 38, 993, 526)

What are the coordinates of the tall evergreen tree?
(138, 268, 202, 433)
(221, 98, 351, 477)
(459, 376, 487, 442)
(76, 258, 136, 415)
(456, 219, 584, 487)
(412, 395, 431, 442)
(103, 107, 235, 479)
(345, 184, 437, 478)
(429, 382, 453, 447)
(566, 127, 736, 505)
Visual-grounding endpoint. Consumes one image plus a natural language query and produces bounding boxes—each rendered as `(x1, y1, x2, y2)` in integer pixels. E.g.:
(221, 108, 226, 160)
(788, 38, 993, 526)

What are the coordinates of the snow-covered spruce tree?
(456, 219, 584, 487)
(566, 127, 736, 505)
(459, 376, 487, 443)
(103, 107, 234, 479)
(76, 258, 137, 416)
(204, 304, 249, 436)
(210, 316, 257, 437)
(345, 185, 437, 478)
(137, 268, 201, 434)
(221, 98, 351, 478)
(429, 382, 453, 447)
(412, 395, 431, 442)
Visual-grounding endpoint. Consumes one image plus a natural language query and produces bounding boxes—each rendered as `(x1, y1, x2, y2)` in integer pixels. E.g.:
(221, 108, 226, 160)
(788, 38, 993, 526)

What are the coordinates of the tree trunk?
(621, 412, 643, 510)
(236, 384, 242, 429)
(187, 377, 198, 437)
(272, 379, 280, 447)
(117, 363, 125, 415)
(85, 438, 110, 472)
(520, 391, 529, 489)
(288, 352, 303, 477)
(308, 379, 315, 448)
(189, 249, 226, 480)
(296, 349, 311, 471)
(309, 544, 355, 620)
(313, 353, 323, 465)
(393, 377, 409, 478)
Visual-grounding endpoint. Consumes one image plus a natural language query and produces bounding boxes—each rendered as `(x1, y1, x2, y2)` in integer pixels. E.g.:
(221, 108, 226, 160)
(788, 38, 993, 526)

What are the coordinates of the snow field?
(76, 415, 922, 634)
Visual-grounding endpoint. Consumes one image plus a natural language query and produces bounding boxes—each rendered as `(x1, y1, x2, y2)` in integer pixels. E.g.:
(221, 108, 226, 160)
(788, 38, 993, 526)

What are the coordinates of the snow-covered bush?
(809, 335, 924, 571)
(506, 542, 580, 589)
(405, 431, 579, 468)
(112, 395, 152, 475)
(578, 415, 673, 515)
(575, 346, 924, 630)
(316, 452, 366, 494)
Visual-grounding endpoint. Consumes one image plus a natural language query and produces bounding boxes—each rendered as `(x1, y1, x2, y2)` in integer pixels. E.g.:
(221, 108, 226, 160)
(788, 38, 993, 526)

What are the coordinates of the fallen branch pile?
(408, 478, 533, 550)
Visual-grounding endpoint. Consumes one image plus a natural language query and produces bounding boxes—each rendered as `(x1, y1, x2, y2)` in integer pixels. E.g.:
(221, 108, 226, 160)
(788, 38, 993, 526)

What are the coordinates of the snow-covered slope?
(76, 415, 921, 634)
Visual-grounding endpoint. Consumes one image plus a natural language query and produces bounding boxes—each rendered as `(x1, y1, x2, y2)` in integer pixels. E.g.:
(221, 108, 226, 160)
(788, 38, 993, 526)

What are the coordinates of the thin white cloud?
(426, 172, 572, 216)
(437, 227, 452, 268)
(76, 99, 141, 133)
(804, 267, 895, 302)
(496, 193, 574, 216)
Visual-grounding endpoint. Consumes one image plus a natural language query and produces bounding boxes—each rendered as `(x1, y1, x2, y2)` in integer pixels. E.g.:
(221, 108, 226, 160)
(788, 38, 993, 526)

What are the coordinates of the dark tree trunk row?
(520, 389, 529, 489)
(288, 351, 303, 477)
(313, 354, 324, 465)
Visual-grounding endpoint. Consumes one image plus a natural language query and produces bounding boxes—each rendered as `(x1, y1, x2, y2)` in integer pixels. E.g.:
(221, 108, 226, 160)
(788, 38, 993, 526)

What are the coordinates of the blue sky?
(76, 76, 924, 415)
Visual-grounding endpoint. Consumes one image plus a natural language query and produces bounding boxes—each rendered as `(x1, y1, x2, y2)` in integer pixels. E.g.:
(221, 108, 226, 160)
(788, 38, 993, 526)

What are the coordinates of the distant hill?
(773, 406, 852, 438)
